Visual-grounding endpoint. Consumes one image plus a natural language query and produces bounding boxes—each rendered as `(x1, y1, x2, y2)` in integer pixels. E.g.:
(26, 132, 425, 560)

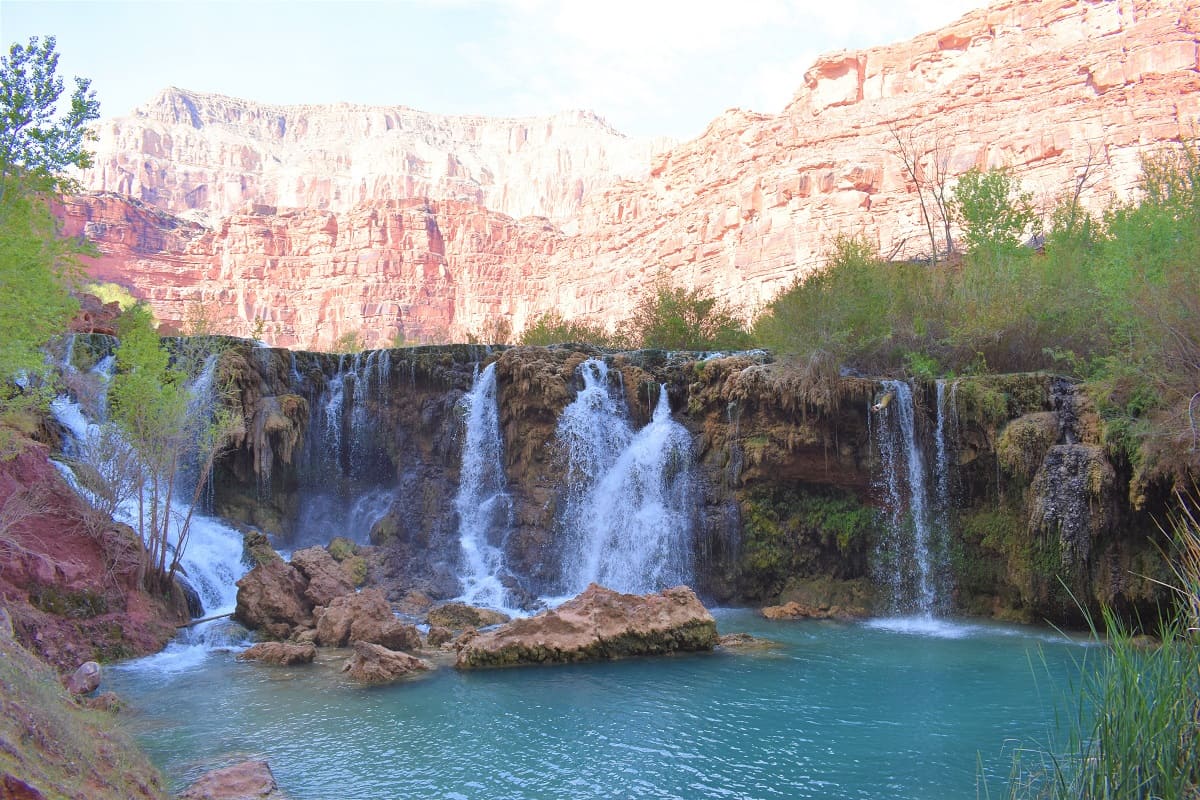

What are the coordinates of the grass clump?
(1002, 492, 1200, 799)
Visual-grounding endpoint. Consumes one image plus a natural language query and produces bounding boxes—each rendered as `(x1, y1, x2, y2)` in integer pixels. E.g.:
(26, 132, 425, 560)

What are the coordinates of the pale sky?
(1, 0, 984, 140)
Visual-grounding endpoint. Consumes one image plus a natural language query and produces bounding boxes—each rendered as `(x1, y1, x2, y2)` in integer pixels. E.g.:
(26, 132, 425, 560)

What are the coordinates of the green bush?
(622, 279, 751, 351)
(518, 311, 614, 347)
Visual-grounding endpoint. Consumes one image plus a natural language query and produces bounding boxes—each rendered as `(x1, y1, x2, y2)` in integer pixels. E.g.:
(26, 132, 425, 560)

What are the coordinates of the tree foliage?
(949, 167, 1037, 256)
(108, 305, 237, 592)
(622, 280, 751, 351)
(518, 311, 614, 347)
(753, 146, 1200, 490)
(0, 36, 99, 199)
(0, 35, 95, 427)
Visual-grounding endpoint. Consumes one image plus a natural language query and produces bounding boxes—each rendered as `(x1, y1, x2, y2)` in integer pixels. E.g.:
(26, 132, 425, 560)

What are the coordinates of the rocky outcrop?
(64, 661, 101, 695)
(0, 630, 168, 799)
(0, 438, 184, 671)
(456, 584, 718, 668)
(236, 642, 316, 666)
(289, 547, 355, 607)
(59, 0, 1200, 347)
(232, 560, 313, 640)
(341, 641, 433, 685)
(179, 760, 286, 800)
(313, 588, 421, 651)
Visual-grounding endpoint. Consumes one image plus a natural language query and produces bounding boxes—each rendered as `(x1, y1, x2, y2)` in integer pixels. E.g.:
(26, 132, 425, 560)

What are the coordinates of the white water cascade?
(51, 341, 251, 664)
(454, 362, 516, 610)
(292, 350, 394, 546)
(870, 379, 954, 616)
(556, 359, 695, 596)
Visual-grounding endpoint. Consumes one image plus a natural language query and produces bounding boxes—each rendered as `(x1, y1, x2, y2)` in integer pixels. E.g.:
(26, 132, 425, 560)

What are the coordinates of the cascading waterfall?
(453, 362, 516, 610)
(50, 342, 249, 657)
(291, 350, 395, 546)
(557, 359, 695, 596)
(870, 379, 953, 616)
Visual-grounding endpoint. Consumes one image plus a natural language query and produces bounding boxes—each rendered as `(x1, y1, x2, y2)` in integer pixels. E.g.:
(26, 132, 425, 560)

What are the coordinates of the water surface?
(109, 610, 1086, 799)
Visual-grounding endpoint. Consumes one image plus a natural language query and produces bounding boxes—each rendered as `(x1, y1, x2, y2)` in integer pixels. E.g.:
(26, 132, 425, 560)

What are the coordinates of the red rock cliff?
(62, 0, 1200, 348)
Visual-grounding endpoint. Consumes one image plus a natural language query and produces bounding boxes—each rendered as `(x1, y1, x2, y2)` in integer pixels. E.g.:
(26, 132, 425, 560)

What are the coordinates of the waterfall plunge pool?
(108, 609, 1088, 799)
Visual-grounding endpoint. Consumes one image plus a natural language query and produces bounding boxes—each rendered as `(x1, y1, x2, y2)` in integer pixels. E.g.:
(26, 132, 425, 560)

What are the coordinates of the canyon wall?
(63, 0, 1200, 348)
(81, 89, 668, 225)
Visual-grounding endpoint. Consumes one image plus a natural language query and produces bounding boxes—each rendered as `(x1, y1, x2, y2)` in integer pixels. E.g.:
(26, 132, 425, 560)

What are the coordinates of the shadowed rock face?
(455, 584, 718, 668)
(211, 341, 1172, 626)
(60, 0, 1200, 347)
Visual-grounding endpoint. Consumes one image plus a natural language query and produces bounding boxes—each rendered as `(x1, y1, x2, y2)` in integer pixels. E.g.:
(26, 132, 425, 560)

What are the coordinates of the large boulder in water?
(313, 588, 421, 651)
(456, 584, 718, 668)
(290, 546, 355, 607)
(342, 641, 433, 685)
(233, 559, 313, 640)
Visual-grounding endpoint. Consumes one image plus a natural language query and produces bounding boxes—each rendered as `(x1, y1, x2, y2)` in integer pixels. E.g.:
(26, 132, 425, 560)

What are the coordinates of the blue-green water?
(108, 611, 1088, 799)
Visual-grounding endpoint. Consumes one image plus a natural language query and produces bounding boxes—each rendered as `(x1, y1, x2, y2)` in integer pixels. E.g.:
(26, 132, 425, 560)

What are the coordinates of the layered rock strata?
(61, 0, 1200, 348)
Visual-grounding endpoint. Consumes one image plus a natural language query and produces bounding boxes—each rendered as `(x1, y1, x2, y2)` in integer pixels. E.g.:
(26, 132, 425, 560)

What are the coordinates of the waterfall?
(290, 350, 394, 546)
(50, 347, 249, 627)
(870, 379, 953, 616)
(454, 362, 516, 610)
(557, 360, 695, 596)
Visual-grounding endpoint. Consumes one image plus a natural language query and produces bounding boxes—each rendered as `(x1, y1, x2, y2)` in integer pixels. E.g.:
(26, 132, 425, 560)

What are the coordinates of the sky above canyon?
(3, 0, 982, 140)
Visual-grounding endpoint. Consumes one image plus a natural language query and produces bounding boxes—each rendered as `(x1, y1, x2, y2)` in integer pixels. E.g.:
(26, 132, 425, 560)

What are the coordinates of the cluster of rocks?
(232, 537, 723, 684)
(232, 541, 433, 684)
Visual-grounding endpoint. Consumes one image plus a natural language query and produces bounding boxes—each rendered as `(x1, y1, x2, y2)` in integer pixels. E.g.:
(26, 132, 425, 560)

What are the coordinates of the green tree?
(622, 279, 751, 351)
(0, 36, 99, 202)
(108, 304, 236, 592)
(0, 36, 96, 444)
(949, 167, 1037, 256)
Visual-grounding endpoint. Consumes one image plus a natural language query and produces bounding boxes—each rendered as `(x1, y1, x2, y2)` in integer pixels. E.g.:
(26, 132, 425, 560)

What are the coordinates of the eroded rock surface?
(313, 588, 421, 650)
(60, 0, 1199, 347)
(342, 641, 433, 685)
(456, 584, 718, 668)
(179, 759, 286, 800)
(232, 560, 312, 640)
(236, 642, 317, 666)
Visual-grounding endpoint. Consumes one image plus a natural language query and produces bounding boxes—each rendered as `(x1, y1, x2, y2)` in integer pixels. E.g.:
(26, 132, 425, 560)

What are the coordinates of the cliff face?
(63, 0, 1200, 348)
(208, 341, 1168, 625)
(81, 89, 668, 225)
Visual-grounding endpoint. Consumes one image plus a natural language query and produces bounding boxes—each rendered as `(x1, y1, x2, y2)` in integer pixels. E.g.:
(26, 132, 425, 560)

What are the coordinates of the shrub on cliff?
(621, 279, 751, 351)
(519, 311, 614, 347)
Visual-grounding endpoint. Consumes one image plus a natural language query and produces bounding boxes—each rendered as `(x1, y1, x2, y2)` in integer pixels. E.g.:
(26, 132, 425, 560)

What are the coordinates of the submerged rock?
(716, 632, 780, 650)
(313, 588, 421, 651)
(427, 602, 510, 631)
(237, 642, 317, 666)
(342, 641, 433, 685)
(179, 759, 286, 800)
(456, 584, 717, 668)
(760, 601, 863, 621)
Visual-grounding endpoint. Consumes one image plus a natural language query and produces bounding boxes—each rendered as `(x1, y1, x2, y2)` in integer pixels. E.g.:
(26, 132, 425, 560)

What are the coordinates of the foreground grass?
(0, 620, 167, 799)
(1001, 495, 1200, 799)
